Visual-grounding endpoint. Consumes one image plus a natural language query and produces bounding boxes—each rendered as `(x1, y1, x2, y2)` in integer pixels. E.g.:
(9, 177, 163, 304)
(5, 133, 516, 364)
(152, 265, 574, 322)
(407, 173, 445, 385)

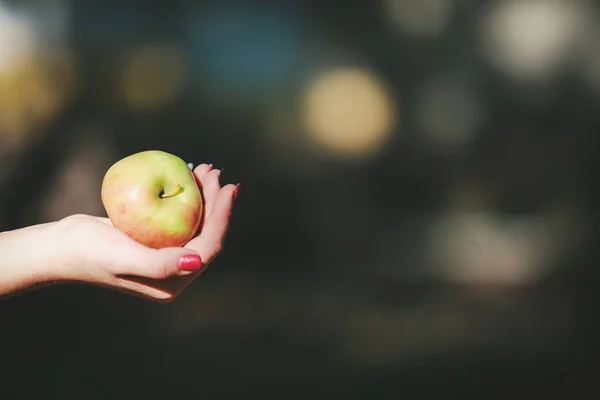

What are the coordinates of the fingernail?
(207, 164, 213, 171)
(178, 254, 203, 271)
(233, 183, 240, 200)
(187, 163, 194, 170)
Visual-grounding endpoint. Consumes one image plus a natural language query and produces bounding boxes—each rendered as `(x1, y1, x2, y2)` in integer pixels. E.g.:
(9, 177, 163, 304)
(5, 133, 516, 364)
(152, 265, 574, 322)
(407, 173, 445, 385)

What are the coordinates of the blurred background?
(0, 0, 598, 398)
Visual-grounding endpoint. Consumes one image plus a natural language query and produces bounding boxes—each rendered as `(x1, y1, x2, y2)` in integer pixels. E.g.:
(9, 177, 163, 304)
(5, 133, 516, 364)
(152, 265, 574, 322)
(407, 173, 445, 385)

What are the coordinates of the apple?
(101, 150, 203, 249)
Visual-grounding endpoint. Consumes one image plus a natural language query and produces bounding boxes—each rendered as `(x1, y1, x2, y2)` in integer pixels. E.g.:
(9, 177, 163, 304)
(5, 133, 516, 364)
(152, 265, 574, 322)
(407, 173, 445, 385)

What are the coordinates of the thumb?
(121, 246, 204, 279)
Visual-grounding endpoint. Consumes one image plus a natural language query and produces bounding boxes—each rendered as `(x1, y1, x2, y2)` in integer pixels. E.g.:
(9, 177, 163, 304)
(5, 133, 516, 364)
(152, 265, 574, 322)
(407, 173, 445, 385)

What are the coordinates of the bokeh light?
(184, 4, 311, 107)
(0, 51, 76, 147)
(478, 0, 589, 81)
(384, 0, 454, 37)
(301, 67, 398, 159)
(0, 1, 75, 159)
(120, 43, 188, 111)
(0, 3, 36, 73)
(576, 18, 600, 96)
(0, 3, 36, 147)
(416, 73, 484, 151)
(427, 212, 560, 290)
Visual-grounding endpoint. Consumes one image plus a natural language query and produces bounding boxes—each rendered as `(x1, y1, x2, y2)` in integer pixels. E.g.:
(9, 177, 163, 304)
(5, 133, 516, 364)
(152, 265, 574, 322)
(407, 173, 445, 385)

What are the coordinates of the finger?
(186, 184, 236, 265)
(112, 277, 179, 303)
(117, 245, 205, 279)
(201, 168, 223, 216)
(193, 163, 213, 185)
(93, 217, 112, 225)
(64, 214, 113, 225)
(113, 273, 192, 303)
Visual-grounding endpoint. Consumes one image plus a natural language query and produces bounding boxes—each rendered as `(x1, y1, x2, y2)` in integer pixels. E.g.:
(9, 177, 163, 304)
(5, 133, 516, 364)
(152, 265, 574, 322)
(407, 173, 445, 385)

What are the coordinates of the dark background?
(0, 0, 598, 398)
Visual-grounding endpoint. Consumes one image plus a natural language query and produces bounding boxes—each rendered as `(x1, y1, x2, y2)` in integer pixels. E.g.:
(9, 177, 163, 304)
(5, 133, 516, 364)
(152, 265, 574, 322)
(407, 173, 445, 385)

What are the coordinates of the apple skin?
(101, 150, 203, 249)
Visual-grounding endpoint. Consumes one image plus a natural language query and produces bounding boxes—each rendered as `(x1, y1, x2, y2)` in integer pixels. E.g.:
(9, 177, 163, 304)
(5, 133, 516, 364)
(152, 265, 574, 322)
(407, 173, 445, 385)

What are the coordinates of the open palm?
(56, 164, 237, 302)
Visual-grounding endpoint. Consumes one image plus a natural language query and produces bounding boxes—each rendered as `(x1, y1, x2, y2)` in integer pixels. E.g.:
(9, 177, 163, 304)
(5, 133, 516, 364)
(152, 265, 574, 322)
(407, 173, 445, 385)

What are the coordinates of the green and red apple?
(101, 150, 203, 249)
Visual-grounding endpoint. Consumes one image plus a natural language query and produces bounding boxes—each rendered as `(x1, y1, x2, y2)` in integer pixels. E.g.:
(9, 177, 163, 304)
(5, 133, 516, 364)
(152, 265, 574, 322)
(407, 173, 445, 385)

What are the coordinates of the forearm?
(0, 222, 65, 298)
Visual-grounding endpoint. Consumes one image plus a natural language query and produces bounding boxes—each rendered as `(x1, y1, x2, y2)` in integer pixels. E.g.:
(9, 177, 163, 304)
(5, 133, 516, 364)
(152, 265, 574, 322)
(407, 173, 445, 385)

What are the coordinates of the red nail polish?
(208, 164, 213, 171)
(178, 254, 203, 271)
(233, 183, 240, 200)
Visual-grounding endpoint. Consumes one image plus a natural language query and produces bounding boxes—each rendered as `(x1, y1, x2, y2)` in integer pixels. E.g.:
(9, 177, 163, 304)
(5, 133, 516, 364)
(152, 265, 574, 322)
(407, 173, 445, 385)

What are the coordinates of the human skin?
(0, 164, 239, 302)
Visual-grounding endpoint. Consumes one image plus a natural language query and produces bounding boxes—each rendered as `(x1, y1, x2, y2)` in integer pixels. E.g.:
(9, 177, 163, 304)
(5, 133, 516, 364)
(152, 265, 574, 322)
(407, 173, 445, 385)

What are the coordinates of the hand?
(53, 164, 238, 302)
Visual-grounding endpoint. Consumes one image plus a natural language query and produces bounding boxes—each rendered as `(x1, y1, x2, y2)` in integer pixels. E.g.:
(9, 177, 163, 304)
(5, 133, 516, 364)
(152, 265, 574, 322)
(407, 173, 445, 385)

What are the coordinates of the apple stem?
(160, 184, 183, 199)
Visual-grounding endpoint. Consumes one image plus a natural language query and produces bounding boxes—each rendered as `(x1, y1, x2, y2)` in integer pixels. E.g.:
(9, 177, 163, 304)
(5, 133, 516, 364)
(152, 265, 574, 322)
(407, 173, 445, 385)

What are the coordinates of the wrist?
(0, 221, 69, 297)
